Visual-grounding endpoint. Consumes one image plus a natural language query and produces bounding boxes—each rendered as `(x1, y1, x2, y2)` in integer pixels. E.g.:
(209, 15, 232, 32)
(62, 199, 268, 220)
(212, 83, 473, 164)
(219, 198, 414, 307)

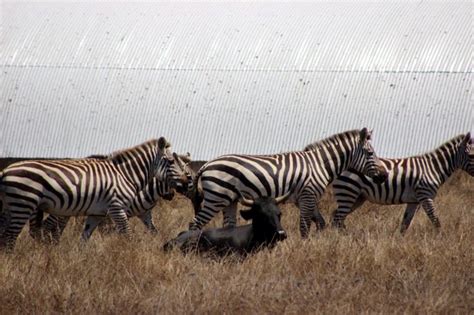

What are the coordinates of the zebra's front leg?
(28, 209, 44, 240)
(297, 193, 319, 238)
(419, 198, 441, 230)
(43, 215, 70, 244)
(400, 203, 419, 234)
(311, 209, 326, 230)
(138, 210, 158, 234)
(108, 208, 131, 237)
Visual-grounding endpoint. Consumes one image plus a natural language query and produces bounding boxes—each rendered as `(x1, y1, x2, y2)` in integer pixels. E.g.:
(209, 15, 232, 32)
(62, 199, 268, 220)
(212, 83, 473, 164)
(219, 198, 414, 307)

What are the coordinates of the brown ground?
(0, 172, 473, 314)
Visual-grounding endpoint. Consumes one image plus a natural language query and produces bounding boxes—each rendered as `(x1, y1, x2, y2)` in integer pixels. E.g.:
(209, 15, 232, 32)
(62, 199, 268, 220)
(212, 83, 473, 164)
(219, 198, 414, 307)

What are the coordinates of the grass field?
(0, 172, 472, 314)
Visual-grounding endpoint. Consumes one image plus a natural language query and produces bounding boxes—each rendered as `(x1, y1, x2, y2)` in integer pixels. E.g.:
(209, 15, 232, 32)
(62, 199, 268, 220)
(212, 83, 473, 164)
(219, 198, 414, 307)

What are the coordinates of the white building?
(1, 1, 472, 160)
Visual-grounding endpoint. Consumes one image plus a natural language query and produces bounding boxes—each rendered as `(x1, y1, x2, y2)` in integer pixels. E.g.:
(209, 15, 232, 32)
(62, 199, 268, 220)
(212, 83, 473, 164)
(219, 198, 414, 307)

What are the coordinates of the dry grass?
(1, 172, 473, 314)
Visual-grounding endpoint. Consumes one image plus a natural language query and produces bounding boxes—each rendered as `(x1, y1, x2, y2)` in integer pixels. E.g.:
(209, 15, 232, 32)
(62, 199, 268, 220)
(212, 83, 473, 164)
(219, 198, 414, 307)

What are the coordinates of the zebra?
(0, 137, 191, 250)
(188, 128, 388, 238)
(34, 153, 194, 242)
(331, 133, 473, 233)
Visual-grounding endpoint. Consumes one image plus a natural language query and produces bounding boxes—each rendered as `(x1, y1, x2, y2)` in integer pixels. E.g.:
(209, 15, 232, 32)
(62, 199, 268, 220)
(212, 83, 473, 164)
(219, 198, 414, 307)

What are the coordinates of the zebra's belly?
(364, 189, 417, 205)
(44, 199, 111, 216)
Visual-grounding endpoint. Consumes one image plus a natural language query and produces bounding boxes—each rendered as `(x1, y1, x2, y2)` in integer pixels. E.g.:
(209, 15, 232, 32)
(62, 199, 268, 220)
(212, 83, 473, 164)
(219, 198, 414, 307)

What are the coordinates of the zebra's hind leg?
(1, 206, 34, 251)
(332, 196, 366, 229)
(400, 203, 419, 234)
(419, 198, 441, 230)
(28, 209, 44, 241)
(223, 202, 237, 228)
(189, 197, 229, 231)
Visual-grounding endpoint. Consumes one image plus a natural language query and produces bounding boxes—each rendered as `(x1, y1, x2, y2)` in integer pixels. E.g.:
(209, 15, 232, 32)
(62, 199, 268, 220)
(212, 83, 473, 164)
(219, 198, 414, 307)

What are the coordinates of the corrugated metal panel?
(1, 1, 472, 160)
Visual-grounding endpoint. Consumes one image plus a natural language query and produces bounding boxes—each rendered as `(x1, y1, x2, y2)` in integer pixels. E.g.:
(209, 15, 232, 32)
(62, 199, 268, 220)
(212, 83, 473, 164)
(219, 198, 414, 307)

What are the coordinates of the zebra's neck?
(128, 178, 163, 214)
(110, 140, 160, 192)
(304, 131, 358, 184)
(419, 136, 464, 184)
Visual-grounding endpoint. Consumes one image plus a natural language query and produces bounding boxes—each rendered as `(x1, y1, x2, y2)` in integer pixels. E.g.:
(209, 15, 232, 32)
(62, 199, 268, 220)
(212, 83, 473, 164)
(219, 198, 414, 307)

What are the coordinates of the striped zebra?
(41, 153, 194, 242)
(331, 133, 473, 233)
(32, 176, 175, 243)
(189, 128, 388, 238)
(0, 137, 191, 250)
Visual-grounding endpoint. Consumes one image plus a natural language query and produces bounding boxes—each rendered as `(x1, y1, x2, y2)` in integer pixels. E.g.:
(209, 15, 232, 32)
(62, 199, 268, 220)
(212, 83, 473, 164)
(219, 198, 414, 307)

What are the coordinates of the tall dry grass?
(0, 172, 472, 314)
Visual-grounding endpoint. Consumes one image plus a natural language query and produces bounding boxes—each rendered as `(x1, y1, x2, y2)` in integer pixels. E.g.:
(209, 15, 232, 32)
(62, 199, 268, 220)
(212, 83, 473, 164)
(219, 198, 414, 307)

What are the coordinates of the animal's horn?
(275, 191, 292, 204)
(238, 192, 254, 207)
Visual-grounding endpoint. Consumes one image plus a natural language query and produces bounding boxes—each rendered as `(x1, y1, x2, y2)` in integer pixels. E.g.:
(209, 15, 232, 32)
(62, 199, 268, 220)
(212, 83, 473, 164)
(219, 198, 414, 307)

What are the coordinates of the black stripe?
(5, 192, 38, 205)
(334, 183, 359, 196)
(202, 176, 240, 197)
(399, 159, 407, 202)
(8, 169, 66, 207)
(3, 181, 44, 198)
(243, 156, 280, 195)
(204, 165, 262, 197)
(202, 187, 234, 203)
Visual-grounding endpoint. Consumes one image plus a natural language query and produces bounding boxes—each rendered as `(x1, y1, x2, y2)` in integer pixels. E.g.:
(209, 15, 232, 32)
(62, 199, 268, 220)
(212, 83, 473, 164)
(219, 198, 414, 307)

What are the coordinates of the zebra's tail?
(0, 171, 5, 196)
(189, 167, 205, 215)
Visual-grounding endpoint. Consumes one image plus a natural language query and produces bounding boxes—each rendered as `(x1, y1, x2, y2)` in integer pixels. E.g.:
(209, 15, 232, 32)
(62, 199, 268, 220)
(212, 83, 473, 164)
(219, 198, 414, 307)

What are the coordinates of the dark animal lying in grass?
(163, 193, 289, 256)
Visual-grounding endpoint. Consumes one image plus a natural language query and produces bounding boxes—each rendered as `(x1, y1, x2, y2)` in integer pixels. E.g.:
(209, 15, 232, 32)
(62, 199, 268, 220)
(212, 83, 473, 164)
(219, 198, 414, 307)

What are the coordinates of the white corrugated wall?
(1, 1, 472, 160)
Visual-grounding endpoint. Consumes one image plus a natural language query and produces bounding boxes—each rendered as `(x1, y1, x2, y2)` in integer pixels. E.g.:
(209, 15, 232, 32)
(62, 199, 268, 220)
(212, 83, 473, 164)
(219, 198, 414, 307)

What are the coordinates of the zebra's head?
(154, 138, 193, 191)
(351, 128, 387, 184)
(458, 132, 473, 176)
(154, 177, 175, 201)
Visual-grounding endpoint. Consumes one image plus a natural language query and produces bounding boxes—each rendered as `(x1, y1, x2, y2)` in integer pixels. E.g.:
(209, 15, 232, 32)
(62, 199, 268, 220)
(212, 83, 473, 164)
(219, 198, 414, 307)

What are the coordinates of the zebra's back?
(200, 153, 310, 199)
(1, 159, 124, 216)
(334, 158, 421, 205)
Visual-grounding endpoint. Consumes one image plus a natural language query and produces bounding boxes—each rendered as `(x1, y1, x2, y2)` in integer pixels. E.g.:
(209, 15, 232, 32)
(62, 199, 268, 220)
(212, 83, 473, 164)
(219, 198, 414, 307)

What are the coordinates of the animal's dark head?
(239, 193, 290, 242)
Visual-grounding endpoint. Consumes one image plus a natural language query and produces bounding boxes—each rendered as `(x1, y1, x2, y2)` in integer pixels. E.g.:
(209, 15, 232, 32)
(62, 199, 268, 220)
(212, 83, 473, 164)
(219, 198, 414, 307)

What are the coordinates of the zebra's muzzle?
(277, 230, 287, 240)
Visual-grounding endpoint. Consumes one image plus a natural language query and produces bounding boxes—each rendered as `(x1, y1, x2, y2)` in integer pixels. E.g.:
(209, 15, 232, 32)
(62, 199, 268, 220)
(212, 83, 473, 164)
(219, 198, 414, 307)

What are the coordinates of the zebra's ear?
(158, 137, 171, 150)
(462, 132, 471, 145)
(240, 209, 255, 221)
(359, 128, 371, 142)
(178, 153, 192, 164)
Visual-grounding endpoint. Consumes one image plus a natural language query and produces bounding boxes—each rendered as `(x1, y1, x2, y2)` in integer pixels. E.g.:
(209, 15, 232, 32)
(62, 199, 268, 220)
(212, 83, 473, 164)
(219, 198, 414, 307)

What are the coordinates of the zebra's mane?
(417, 134, 468, 158)
(303, 129, 360, 152)
(86, 154, 109, 160)
(107, 139, 160, 164)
